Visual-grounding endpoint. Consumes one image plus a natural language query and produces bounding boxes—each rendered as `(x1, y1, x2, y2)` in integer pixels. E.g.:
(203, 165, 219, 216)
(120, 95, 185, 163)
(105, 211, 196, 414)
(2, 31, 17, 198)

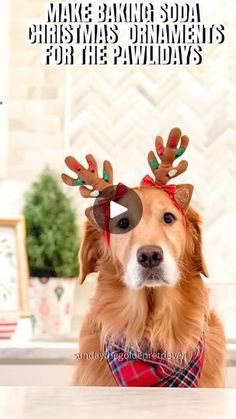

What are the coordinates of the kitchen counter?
(0, 340, 77, 364)
(0, 387, 236, 419)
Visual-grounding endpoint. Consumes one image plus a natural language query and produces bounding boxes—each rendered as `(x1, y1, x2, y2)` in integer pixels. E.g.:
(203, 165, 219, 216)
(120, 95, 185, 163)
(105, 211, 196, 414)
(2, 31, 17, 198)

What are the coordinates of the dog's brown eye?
(117, 218, 130, 229)
(163, 212, 176, 224)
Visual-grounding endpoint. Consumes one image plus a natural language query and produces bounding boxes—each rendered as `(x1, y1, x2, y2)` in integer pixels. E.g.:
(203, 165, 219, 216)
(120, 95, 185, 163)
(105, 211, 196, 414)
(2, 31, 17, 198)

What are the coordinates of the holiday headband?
(61, 127, 193, 242)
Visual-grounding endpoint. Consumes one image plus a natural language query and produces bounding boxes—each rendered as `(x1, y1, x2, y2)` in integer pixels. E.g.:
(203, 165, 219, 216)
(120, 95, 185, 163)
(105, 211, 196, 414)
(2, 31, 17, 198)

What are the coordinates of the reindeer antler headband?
(147, 127, 189, 186)
(61, 127, 193, 237)
(140, 127, 193, 214)
(61, 154, 114, 198)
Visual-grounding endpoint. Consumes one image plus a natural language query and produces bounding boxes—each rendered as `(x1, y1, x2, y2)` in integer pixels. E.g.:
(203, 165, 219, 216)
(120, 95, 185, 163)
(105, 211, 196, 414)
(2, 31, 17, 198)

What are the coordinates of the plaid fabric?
(104, 338, 204, 387)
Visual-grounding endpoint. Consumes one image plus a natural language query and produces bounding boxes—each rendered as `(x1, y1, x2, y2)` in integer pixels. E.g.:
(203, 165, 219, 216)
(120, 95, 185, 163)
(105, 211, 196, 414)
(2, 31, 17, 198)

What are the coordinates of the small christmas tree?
(23, 167, 79, 278)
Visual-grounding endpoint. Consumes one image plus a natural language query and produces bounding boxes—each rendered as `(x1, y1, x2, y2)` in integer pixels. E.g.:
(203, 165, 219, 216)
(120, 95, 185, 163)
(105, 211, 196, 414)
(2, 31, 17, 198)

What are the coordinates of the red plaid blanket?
(104, 338, 204, 387)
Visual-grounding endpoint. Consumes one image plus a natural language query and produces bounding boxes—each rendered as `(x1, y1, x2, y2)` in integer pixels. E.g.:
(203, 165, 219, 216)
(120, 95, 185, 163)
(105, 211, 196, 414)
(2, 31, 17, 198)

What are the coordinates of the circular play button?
(93, 184, 143, 234)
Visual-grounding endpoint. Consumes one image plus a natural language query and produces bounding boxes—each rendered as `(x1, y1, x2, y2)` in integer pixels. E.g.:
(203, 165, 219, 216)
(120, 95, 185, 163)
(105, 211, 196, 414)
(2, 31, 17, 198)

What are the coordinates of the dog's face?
(79, 186, 208, 288)
(109, 188, 186, 289)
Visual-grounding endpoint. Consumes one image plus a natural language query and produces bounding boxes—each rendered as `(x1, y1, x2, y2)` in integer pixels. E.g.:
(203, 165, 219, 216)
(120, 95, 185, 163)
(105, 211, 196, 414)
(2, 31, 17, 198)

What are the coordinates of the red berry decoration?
(73, 161, 81, 171)
(168, 137, 178, 148)
(157, 145, 165, 155)
(88, 162, 96, 173)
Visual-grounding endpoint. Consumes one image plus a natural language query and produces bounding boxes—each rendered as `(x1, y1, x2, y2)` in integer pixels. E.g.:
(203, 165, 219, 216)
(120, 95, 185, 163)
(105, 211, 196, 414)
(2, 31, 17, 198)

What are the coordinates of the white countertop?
(0, 340, 77, 364)
(0, 387, 236, 419)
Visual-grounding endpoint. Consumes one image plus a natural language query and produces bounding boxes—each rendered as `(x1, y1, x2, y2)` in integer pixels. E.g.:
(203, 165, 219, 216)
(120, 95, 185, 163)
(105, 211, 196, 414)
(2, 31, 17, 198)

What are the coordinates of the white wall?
(0, 2, 9, 180)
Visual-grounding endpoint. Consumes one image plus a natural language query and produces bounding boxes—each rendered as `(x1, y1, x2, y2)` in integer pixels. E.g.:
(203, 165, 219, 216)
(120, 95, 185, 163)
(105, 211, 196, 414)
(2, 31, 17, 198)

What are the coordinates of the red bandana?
(104, 339, 204, 387)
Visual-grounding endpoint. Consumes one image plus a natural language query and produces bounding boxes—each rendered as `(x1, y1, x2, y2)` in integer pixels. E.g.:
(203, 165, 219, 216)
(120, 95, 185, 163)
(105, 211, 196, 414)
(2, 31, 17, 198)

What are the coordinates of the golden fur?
(73, 187, 226, 387)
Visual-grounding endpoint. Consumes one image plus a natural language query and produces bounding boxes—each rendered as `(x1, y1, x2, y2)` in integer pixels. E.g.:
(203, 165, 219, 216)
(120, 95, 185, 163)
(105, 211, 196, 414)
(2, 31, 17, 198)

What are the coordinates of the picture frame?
(0, 217, 30, 317)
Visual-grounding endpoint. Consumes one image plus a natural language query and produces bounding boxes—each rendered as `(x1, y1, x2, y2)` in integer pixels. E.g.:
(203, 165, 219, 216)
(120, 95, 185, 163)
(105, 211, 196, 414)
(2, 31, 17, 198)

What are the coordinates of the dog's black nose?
(137, 246, 163, 269)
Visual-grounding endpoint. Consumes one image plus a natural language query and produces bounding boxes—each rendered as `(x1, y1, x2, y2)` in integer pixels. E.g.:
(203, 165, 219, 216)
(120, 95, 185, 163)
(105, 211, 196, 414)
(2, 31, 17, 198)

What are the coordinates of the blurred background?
(0, 0, 236, 386)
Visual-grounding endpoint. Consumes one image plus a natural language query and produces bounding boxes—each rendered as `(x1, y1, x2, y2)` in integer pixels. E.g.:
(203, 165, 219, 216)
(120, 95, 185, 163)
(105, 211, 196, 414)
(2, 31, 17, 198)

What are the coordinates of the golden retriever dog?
(68, 131, 225, 387)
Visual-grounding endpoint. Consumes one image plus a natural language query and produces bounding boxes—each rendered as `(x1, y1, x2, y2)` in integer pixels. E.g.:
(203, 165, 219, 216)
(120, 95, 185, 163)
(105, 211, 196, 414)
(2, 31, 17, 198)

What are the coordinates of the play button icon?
(110, 201, 128, 219)
(93, 184, 143, 235)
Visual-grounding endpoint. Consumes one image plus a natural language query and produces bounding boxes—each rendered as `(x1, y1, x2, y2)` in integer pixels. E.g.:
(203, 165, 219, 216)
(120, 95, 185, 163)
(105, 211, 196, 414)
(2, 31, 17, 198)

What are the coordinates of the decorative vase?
(29, 277, 77, 339)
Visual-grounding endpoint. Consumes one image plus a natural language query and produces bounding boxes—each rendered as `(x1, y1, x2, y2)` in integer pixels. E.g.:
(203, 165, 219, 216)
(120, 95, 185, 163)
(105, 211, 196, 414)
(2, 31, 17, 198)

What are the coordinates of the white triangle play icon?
(93, 184, 143, 233)
(110, 201, 128, 219)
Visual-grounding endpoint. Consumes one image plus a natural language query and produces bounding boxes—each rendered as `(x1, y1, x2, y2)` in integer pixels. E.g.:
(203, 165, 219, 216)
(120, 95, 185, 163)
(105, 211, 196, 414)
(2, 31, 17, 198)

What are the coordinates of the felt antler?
(148, 127, 189, 186)
(61, 154, 113, 198)
(142, 127, 194, 212)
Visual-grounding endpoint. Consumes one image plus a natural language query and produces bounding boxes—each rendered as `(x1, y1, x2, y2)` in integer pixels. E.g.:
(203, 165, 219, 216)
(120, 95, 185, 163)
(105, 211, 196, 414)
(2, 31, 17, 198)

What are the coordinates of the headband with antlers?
(61, 127, 193, 228)
(147, 127, 189, 186)
(61, 154, 114, 198)
(140, 127, 193, 213)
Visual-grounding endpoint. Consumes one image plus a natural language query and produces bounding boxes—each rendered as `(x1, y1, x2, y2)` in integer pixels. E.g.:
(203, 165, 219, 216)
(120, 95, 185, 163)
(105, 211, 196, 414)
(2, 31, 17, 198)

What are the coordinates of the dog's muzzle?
(137, 245, 163, 269)
(136, 245, 167, 284)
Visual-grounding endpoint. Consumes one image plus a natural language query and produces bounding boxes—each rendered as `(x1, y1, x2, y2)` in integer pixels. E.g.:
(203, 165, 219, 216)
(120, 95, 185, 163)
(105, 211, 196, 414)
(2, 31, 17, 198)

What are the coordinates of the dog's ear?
(185, 207, 209, 277)
(79, 220, 102, 284)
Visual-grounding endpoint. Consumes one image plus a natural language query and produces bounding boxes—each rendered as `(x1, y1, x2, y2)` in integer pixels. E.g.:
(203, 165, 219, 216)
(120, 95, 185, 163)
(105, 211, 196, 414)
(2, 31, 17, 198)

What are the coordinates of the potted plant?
(23, 167, 79, 338)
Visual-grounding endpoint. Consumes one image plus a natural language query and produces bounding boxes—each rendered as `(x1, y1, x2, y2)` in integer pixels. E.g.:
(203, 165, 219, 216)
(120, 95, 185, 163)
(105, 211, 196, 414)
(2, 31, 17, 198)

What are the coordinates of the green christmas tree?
(23, 167, 79, 278)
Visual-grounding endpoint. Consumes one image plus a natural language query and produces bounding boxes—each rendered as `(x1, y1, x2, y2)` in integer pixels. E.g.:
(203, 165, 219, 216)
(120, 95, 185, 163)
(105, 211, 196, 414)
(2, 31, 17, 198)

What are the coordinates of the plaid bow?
(104, 338, 204, 387)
